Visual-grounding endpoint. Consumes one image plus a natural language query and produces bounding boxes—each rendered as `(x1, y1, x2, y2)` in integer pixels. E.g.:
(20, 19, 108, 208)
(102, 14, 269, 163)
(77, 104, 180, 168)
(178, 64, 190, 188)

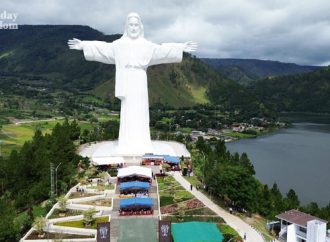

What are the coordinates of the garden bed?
(157, 176, 185, 191)
(48, 209, 82, 219)
(87, 184, 114, 190)
(80, 199, 112, 207)
(171, 207, 217, 216)
(54, 216, 109, 229)
(68, 192, 99, 199)
(161, 198, 204, 214)
(26, 231, 94, 240)
(158, 176, 194, 206)
(162, 215, 225, 223)
(160, 190, 193, 207)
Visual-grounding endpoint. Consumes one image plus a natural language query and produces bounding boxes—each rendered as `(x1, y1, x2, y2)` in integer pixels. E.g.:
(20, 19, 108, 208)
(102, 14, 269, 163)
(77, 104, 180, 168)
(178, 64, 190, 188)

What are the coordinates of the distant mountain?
(249, 67, 330, 113)
(0, 25, 222, 107)
(1, 25, 328, 114)
(0, 25, 118, 91)
(202, 58, 321, 84)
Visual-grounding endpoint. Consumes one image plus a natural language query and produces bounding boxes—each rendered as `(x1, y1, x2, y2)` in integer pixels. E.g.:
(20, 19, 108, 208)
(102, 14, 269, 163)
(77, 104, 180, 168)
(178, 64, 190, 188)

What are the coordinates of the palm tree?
(33, 217, 47, 237)
(57, 195, 68, 215)
(83, 207, 97, 227)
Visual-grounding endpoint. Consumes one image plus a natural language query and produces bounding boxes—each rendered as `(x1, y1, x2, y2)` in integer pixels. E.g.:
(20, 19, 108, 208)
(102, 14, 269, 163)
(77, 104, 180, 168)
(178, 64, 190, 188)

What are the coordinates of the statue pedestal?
(79, 140, 190, 165)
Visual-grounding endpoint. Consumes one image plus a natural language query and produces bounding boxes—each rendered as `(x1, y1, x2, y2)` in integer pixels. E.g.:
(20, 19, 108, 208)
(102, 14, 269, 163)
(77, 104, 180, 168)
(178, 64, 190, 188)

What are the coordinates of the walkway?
(172, 172, 265, 242)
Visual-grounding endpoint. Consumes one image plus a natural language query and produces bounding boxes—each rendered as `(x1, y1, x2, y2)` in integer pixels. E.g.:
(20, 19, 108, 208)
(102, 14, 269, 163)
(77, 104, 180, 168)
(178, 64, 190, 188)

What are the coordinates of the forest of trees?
(0, 119, 329, 241)
(192, 137, 330, 225)
(0, 119, 83, 241)
(249, 66, 330, 113)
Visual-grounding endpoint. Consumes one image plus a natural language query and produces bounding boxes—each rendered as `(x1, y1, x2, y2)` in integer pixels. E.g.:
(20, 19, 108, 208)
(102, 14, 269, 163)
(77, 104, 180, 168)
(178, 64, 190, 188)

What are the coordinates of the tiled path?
(173, 171, 265, 242)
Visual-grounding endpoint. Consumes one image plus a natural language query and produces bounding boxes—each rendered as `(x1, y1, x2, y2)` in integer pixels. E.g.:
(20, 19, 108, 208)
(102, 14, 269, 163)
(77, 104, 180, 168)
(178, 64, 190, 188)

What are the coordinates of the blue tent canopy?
(164, 155, 180, 164)
(120, 181, 150, 190)
(120, 198, 153, 208)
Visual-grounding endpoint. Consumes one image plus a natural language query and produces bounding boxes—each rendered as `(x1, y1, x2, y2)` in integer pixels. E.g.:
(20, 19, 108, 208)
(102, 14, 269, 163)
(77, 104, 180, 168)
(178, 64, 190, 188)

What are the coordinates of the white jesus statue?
(68, 13, 197, 155)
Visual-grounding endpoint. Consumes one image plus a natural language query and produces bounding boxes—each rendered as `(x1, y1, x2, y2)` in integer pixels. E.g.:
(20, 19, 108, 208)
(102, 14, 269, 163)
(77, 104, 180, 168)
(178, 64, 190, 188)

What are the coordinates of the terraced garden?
(157, 175, 194, 207)
(54, 216, 109, 229)
(158, 174, 242, 241)
(47, 209, 83, 219)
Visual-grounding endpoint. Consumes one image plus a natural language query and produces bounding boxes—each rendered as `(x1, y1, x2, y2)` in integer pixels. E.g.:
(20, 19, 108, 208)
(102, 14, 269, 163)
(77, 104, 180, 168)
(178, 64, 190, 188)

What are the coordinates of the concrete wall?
(307, 220, 327, 242)
(287, 224, 299, 242)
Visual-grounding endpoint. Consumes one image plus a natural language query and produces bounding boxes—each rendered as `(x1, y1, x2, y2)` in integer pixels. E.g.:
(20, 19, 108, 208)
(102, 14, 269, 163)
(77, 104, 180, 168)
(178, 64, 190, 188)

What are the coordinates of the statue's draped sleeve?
(82, 41, 115, 64)
(149, 43, 184, 66)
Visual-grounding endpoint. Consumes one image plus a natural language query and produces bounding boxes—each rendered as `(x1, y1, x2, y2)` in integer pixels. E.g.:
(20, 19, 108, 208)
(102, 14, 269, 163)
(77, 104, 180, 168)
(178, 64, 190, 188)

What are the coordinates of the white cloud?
(1, 0, 330, 65)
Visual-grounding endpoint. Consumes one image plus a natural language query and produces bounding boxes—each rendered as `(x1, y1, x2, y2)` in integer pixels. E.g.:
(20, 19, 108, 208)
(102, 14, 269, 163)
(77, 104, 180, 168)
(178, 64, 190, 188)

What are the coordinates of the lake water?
(226, 117, 330, 207)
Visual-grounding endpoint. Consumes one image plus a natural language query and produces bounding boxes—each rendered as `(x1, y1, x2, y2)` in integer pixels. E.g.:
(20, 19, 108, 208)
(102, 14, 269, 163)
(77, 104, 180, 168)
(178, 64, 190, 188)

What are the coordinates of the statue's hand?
(68, 38, 83, 50)
(183, 41, 198, 53)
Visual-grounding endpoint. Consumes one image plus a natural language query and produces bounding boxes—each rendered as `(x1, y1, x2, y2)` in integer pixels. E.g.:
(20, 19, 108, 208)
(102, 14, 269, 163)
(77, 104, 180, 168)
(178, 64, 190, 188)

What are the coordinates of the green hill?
(249, 66, 330, 113)
(91, 55, 212, 107)
(2, 25, 327, 115)
(0, 25, 217, 107)
(202, 58, 320, 84)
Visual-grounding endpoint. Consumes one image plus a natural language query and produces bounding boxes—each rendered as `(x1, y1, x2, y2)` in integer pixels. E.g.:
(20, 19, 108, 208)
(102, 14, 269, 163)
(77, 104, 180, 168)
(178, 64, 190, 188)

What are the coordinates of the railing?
(278, 226, 287, 238)
(296, 230, 307, 239)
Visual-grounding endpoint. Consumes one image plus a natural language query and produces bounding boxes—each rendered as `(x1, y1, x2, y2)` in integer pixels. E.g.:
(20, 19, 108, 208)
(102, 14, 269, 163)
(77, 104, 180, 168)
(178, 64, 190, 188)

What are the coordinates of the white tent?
(117, 166, 152, 179)
(92, 156, 125, 166)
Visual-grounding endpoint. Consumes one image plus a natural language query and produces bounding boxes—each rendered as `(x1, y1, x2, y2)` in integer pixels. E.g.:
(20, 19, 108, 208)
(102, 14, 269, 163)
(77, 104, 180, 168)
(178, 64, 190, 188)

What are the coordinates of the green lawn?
(0, 119, 98, 156)
(55, 216, 109, 229)
(224, 131, 256, 139)
(0, 119, 67, 153)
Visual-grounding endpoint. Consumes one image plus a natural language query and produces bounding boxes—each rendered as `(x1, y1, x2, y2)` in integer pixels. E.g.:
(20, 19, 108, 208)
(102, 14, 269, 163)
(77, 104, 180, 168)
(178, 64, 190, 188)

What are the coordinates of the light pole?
(55, 162, 62, 196)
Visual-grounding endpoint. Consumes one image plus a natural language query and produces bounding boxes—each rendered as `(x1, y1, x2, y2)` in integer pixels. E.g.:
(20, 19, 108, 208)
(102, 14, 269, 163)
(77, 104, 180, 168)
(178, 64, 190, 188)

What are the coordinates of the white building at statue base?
(79, 140, 190, 165)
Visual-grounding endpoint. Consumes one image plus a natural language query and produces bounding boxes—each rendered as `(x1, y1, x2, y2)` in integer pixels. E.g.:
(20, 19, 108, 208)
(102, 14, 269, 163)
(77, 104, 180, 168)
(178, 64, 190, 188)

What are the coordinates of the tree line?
(0, 119, 82, 241)
(192, 137, 330, 226)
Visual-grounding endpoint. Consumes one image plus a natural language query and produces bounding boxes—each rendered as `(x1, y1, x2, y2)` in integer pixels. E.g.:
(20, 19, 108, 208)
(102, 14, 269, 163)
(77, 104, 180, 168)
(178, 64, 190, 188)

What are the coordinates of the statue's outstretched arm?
(68, 38, 115, 64)
(68, 38, 83, 50)
(183, 41, 198, 53)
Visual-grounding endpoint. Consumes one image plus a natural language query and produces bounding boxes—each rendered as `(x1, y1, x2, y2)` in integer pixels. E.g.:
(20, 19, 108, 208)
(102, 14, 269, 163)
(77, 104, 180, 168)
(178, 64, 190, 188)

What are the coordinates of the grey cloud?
(1, 0, 330, 65)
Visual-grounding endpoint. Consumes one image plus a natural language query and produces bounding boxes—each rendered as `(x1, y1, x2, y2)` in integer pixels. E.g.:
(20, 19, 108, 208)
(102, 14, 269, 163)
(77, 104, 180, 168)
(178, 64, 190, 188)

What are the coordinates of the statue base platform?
(79, 140, 190, 165)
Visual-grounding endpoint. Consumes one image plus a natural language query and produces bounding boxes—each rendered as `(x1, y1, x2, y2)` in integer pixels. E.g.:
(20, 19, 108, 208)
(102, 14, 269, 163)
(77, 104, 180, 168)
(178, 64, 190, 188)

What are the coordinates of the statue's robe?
(82, 37, 184, 155)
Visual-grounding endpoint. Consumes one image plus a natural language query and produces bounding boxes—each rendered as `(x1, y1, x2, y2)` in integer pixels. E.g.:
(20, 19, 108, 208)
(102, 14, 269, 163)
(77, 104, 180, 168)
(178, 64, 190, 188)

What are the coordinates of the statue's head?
(123, 12, 144, 39)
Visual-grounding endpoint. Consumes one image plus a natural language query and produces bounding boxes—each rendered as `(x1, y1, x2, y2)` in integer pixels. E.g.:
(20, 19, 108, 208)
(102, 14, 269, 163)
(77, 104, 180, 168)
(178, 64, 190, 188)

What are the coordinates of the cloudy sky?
(2, 0, 330, 65)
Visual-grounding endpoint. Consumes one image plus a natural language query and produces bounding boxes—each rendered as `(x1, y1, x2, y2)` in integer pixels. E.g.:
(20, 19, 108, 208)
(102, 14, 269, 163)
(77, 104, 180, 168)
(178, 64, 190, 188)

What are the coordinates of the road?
(172, 172, 265, 242)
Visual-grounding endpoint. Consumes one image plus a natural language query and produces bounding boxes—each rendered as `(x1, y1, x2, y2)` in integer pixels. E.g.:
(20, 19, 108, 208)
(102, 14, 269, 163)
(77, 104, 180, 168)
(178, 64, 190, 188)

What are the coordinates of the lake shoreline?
(226, 121, 330, 206)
